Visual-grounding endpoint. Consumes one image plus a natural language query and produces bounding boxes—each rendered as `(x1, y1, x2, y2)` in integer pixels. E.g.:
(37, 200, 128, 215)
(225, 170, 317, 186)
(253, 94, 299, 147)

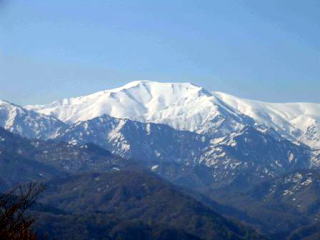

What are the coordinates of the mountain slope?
(199, 126, 311, 189)
(35, 213, 203, 240)
(26, 81, 320, 149)
(38, 169, 266, 240)
(0, 127, 64, 189)
(0, 127, 126, 189)
(55, 114, 209, 164)
(26, 80, 253, 138)
(215, 92, 320, 149)
(54, 114, 311, 189)
(211, 169, 320, 237)
(0, 100, 66, 139)
(288, 222, 320, 240)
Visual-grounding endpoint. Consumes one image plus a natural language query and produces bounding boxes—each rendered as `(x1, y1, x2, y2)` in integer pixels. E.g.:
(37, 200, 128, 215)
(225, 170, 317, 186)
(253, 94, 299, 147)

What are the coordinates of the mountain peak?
(26, 80, 233, 133)
(0, 99, 10, 105)
(0, 99, 23, 109)
(0, 100, 65, 139)
(108, 80, 206, 97)
(24, 81, 320, 148)
(120, 80, 200, 88)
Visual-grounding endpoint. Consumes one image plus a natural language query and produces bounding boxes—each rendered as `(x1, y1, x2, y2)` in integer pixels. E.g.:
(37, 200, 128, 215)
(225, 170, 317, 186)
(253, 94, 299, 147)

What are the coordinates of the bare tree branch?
(0, 182, 44, 240)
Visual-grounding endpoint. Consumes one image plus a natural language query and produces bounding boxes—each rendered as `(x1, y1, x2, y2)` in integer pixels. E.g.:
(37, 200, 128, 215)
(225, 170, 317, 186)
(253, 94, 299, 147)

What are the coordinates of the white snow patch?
(151, 165, 159, 171)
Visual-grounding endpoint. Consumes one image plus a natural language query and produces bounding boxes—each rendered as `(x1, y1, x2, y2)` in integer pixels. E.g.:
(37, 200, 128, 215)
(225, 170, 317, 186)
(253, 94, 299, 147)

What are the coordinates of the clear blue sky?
(0, 0, 319, 105)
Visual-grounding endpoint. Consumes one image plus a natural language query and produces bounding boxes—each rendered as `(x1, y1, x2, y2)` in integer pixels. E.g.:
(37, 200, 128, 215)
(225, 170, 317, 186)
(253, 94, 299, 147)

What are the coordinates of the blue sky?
(0, 0, 319, 105)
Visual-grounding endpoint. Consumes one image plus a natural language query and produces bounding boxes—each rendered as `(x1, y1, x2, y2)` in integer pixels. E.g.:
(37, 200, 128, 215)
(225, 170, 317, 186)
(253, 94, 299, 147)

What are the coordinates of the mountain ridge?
(0, 99, 66, 139)
(24, 80, 320, 149)
(25, 80, 252, 139)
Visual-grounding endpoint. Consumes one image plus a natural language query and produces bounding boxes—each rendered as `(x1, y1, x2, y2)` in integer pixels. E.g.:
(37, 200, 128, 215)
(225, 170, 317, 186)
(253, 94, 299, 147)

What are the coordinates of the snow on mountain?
(25, 80, 320, 149)
(53, 114, 311, 188)
(0, 100, 66, 139)
(55, 114, 210, 164)
(2, 80, 318, 187)
(214, 92, 320, 149)
(200, 126, 310, 187)
(26, 81, 253, 138)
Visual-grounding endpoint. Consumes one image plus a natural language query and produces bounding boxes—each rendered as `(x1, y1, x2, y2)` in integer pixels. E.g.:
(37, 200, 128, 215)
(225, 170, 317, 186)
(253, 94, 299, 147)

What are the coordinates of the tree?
(0, 182, 44, 240)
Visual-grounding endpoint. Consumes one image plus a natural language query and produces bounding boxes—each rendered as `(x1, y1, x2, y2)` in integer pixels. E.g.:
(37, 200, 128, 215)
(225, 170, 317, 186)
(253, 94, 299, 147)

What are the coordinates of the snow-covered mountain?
(0, 100, 66, 139)
(55, 114, 210, 164)
(200, 126, 311, 188)
(214, 92, 320, 149)
(52, 114, 311, 188)
(26, 81, 253, 138)
(1, 80, 319, 188)
(26, 80, 320, 149)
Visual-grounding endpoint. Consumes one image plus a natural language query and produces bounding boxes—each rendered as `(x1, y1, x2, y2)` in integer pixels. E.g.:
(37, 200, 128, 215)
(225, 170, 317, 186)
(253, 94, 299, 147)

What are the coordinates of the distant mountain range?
(0, 127, 265, 240)
(2, 81, 320, 239)
(1, 81, 319, 185)
(25, 80, 320, 149)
